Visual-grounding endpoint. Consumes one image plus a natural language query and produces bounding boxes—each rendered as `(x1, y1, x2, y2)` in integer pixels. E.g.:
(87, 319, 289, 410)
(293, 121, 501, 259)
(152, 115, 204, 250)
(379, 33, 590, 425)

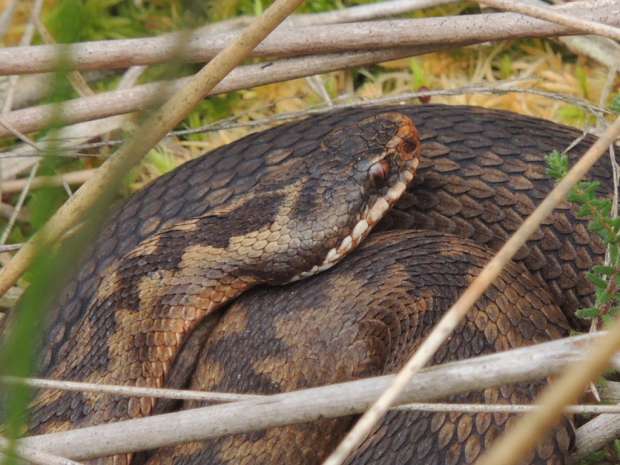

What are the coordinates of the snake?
(24, 104, 616, 465)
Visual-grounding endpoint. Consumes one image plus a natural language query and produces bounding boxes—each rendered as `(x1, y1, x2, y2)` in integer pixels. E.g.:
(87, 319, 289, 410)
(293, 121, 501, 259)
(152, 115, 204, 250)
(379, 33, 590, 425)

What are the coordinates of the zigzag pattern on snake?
(26, 105, 617, 465)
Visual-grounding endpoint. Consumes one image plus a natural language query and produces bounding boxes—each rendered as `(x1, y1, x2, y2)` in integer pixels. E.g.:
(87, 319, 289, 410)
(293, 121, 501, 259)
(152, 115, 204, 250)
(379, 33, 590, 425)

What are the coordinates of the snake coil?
(29, 105, 617, 465)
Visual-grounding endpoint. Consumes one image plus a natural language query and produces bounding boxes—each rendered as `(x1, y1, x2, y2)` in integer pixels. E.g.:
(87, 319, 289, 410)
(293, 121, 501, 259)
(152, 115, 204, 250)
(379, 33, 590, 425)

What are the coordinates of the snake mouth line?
(291, 157, 419, 282)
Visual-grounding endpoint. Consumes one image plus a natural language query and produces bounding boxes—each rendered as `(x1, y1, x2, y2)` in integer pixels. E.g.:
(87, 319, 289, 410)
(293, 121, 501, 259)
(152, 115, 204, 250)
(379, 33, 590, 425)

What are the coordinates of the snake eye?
(368, 159, 391, 187)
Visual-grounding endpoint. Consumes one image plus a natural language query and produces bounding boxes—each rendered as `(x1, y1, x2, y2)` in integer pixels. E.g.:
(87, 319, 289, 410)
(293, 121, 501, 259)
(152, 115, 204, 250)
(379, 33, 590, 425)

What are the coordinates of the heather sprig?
(547, 150, 620, 327)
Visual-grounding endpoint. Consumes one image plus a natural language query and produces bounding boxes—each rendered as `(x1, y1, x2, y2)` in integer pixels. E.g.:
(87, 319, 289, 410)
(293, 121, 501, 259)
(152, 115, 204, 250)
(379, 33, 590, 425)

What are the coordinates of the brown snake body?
(26, 105, 617, 465)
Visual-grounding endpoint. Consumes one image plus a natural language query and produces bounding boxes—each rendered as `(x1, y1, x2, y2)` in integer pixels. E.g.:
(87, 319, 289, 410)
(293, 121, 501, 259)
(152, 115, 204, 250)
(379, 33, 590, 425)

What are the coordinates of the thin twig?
(271, 0, 458, 27)
(0, 1, 617, 75)
(321, 116, 620, 465)
(597, 381, 620, 403)
(61, 180, 73, 197)
(397, 402, 620, 414)
(116, 66, 147, 90)
(480, 0, 620, 41)
(3, 81, 606, 158)
(0, 244, 23, 253)
(305, 75, 333, 106)
(3, 41, 615, 140)
(0, 114, 130, 181)
(1, 0, 44, 114)
(0, 376, 263, 403)
(9, 377, 620, 413)
(0, 0, 19, 40)
(0, 169, 95, 193)
(0, 150, 102, 160)
(0, 162, 38, 245)
(0, 205, 29, 223)
(17, 334, 614, 459)
(0, 65, 141, 179)
(560, 34, 620, 69)
(0, 44, 441, 141)
(196, 0, 458, 34)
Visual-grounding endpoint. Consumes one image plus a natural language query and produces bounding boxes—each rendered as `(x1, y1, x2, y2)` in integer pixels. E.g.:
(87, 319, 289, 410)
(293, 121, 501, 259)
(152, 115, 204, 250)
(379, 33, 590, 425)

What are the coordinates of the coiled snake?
(27, 105, 616, 465)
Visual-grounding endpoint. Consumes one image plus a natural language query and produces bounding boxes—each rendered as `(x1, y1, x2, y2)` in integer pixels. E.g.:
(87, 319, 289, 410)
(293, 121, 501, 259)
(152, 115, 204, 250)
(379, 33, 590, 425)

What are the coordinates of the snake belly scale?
(27, 105, 617, 465)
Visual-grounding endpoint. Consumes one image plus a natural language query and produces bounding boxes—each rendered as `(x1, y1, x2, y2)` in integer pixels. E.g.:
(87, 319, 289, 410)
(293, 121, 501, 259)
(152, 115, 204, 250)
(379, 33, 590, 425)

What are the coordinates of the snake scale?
(26, 104, 617, 465)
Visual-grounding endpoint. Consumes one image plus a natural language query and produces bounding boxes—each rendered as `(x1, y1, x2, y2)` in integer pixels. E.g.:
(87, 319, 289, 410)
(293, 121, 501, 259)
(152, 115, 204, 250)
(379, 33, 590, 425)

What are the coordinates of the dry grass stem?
(0, 169, 96, 193)
(0, 0, 306, 297)
(0, 1, 617, 76)
(0, 244, 23, 252)
(321, 116, 620, 465)
(1, 67, 138, 183)
(196, 0, 458, 34)
(0, 0, 19, 40)
(17, 333, 613, 459)
(0, 47, 443, 138)
(0, 114, 130, 181)
(480, 0, 620, 41)
(0, 162, 38, 245)
(0, 376, 263, 403)
(397, 402, 620, 414)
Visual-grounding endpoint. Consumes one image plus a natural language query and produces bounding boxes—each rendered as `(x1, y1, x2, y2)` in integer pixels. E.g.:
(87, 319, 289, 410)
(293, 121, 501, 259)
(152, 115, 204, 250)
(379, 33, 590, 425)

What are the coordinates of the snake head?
(287, 111, 421, 281)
